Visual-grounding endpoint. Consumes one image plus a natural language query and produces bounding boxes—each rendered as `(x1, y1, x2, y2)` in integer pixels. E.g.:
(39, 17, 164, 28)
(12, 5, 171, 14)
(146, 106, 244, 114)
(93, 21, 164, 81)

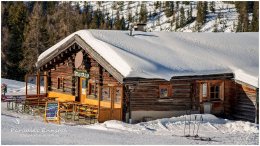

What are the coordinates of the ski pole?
(193, 115, 197, 136)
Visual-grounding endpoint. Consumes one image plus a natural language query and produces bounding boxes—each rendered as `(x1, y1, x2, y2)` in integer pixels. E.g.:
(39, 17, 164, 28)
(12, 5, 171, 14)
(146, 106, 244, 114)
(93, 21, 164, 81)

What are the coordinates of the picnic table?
(59, 101, 99, 123)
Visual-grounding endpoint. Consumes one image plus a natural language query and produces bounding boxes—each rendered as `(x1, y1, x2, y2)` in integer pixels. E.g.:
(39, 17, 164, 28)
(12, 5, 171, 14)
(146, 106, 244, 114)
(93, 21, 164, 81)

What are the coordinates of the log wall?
(50, 60, 74, 94)
(125, 79, 194, 111)
(233, 81, 257, 122)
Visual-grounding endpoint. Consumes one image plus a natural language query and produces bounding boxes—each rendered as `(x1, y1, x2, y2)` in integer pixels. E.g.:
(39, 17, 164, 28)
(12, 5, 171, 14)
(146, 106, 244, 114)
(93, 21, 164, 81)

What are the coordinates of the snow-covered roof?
(37, 30, 259, 87)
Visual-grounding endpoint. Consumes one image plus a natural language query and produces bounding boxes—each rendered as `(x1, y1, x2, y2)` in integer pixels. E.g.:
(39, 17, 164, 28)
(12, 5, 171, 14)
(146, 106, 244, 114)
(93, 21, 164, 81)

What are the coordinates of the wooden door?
(111, 86, 123, 120)
(98, 86, 123, 122)
(79, 77, 87, 103)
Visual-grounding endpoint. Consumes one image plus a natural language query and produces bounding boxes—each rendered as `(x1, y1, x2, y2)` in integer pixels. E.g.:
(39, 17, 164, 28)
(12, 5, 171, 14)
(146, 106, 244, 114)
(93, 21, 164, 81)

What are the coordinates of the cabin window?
(210, 85, 220, 100)
(159, 85, 172, 98)
(202, 83, 207, 97)
(89, 84, 95, 95)
(115, 87, 122, 103)
(88, 80, 96, 98)
(57, 77, 64, 91)
(101, 86, 110, 101)
(81, 79, 87, 95)
(199, 81, 223, 102)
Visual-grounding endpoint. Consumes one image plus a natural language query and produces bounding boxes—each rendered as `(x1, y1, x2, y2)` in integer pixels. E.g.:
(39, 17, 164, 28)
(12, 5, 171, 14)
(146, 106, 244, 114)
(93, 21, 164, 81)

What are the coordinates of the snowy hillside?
(1, 78, 45, 96)
(78, 1, 240, 32)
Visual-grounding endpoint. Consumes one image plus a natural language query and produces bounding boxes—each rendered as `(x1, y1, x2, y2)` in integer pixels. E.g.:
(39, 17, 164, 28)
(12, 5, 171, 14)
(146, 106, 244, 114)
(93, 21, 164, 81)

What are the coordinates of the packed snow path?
(1, 105, 258, 145)
(1, 115, 258, 145)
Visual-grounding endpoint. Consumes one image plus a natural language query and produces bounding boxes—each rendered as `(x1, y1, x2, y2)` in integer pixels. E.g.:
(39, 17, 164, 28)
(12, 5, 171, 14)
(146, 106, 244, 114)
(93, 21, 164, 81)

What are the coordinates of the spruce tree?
(236, 2, 249, 32)
(21, 2, 46, 73)
(210, 1, 215, 13)
(196, 1, 206, 31)
(180, 6, 186, 27)
(175, 13, 180, 31)
(4, 2, 28, 80)
(139, 2, 148, 23)
(251, 1, 259, 32)
(114, 10, 121, 30)
(165, 1, 174, 18)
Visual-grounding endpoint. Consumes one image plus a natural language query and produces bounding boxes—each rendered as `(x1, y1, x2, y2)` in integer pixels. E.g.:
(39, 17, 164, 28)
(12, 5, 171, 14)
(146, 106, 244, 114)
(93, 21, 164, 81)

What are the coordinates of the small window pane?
(160, 88, 168, 98)
(202, 83, 207, 97)
(210, 92, 214, 99)
(210, 86, 214, 92)
(101, 87, 110, 101)
(115, 87, 121, 103)
(215, 92, 219, 99)
(82, 80, 86, 88)
(215, 86, 219, 92)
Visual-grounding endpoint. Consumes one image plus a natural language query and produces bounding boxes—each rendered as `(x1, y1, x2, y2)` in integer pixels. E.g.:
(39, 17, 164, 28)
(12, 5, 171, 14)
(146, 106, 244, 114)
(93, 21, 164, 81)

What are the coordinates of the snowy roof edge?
(37, 30, 259, 88)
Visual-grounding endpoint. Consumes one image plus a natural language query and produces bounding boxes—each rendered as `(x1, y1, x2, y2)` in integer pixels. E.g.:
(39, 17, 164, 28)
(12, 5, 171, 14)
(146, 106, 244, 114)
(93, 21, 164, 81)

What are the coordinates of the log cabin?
(36, 30, 259, 123)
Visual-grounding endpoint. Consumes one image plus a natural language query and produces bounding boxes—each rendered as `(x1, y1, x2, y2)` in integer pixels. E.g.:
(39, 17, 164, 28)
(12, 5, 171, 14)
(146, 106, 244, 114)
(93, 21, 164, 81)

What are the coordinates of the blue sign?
(45, 102, 59, 121)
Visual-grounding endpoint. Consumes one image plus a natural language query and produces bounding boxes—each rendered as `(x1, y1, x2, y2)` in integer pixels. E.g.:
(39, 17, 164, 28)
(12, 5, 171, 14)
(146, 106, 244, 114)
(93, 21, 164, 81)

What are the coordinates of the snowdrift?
(86, 114, 259, 135)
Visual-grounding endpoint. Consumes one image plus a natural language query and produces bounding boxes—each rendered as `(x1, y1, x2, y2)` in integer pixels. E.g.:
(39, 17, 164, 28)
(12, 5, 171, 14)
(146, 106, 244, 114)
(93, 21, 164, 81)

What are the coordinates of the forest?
(1, 1, 259, 81)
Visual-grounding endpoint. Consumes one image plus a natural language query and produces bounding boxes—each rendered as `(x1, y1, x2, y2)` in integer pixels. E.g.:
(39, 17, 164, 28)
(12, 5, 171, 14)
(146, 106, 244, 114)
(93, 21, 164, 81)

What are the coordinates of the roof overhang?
(36, 35, 124, 83)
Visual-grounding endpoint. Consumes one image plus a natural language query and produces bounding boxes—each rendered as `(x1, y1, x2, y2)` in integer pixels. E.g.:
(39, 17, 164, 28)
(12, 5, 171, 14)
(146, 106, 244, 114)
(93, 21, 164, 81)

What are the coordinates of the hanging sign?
(75, 51, 83, 69)
(74, 70, 89, 78)
(44, 101, 60, 124)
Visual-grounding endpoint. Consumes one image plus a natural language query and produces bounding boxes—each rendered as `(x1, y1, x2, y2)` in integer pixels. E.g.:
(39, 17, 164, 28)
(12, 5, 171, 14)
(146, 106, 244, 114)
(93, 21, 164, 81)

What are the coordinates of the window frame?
(114, 86, 122, 103)
(57, 77, 64, 91)
(101, 86, 110, 101)
(88, 80, 97, 98)
(210, 84, 221, 100)
(199, 80, 224, 102)
(159, 84, 172, 98)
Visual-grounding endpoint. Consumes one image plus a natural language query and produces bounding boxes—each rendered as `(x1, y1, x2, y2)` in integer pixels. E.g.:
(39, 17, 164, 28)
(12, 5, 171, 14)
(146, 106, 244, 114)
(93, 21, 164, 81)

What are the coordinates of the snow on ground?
(1, 78, 259, 144)
(37, 30, 258, 87)
(1, 78, 45, 96)
(1, 105, 259, 145)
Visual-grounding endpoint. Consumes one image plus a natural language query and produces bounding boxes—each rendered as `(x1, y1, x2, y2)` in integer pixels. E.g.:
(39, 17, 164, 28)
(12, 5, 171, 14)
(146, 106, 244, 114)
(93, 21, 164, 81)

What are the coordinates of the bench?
(74, 104, 98, 124)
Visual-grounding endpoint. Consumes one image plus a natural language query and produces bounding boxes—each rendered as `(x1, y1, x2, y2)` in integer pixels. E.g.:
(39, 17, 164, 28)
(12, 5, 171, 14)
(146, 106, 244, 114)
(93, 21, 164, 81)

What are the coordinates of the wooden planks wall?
(232, 81, 257, 122)
(125, 79, 194, 111)
(50, 60, 74, 94)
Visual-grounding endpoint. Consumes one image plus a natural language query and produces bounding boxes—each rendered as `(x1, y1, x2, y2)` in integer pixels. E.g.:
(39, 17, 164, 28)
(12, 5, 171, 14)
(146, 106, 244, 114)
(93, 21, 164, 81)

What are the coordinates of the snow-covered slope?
(1, 112, 258, 144)
(37, 30, 259, 87)
(80, 1, 240, 32)
(1, 78, 45, 96)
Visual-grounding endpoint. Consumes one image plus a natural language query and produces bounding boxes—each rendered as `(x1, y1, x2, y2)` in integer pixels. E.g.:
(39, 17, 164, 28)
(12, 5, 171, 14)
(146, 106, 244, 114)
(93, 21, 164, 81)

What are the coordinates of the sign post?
(44, 101, 60, 124)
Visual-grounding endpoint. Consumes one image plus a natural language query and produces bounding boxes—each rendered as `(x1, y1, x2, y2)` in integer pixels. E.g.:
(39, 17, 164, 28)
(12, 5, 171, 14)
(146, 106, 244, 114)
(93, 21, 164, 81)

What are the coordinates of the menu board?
(44, 101, 60, 124)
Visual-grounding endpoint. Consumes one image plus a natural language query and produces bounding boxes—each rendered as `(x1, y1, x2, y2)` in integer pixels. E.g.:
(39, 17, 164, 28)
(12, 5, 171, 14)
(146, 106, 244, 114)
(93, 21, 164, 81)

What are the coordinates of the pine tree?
(180, 6, 186, 27)
(176, 1, 180, 10)
(139, 2, 148, 23)
(171, 10, 176, 31)
(165, 1, 174, 18)
(196, 1, 207, 31)
(251, 1, 259, 32)
(210, 1, 215, 13)
(187, 2, 193, 23)
(114, 10, 121, 30)
(90, 9, 103, 29)
(213, 18, 218, 32)
(236, 2, 249, 32)
(154, 1, 160, 10)
(3, 2, 28, 80)
(20, 2, 46, 73)
(175, 13, 180, 31)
